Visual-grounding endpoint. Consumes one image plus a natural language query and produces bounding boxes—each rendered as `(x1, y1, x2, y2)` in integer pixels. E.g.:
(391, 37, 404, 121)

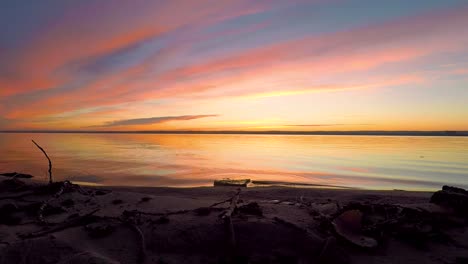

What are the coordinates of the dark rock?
(238, 202, 263, 216)
(431, 186, 468, 216)
(393, 222, 437, 249)
(442, 185, 468, 195)
(140, 197, 152, 202)
(95, 190, 110, 196)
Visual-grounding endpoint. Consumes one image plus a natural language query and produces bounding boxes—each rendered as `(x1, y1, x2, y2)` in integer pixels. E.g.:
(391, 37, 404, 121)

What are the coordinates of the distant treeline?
(1, 130, 467, 136)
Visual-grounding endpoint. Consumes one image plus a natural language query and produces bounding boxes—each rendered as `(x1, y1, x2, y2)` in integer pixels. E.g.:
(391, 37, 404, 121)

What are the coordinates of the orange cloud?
(1, 0, 274, 98)
(2, 5, 467, 130)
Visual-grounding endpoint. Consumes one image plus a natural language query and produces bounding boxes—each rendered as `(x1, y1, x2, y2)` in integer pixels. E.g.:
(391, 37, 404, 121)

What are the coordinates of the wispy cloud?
(94, 114, 218, 127)
(1, 1, 468, 130)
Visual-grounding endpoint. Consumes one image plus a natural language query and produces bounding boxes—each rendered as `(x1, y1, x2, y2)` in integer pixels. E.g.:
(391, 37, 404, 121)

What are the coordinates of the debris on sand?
(238, 202, 263, 216)
(1, 176, 467, 264)
(214, 178, 250, 187)
(332, 210, 378, 249)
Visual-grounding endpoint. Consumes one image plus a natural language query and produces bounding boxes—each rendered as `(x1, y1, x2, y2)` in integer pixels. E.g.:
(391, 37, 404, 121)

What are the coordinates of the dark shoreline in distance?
(1, 130, 467, 136)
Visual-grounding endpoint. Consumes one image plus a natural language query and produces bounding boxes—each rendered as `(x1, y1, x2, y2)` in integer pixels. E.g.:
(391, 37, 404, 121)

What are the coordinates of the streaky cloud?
(95, 114, 218, 127)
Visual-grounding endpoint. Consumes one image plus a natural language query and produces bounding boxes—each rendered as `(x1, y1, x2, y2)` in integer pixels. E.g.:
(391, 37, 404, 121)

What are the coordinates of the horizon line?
(1, 130, 467, 136)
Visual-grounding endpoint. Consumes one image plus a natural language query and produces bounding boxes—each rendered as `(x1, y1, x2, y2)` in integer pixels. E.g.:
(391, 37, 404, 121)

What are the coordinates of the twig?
(20, 209, 99, 238)
(31, 140, 53, 184)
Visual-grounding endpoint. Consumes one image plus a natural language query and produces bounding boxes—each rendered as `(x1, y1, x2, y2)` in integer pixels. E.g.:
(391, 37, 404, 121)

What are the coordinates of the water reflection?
(0, 133, 467, 190)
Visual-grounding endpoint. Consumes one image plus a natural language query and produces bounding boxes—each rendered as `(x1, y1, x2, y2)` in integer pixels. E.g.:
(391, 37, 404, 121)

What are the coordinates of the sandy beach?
(1, 175, 467, 264)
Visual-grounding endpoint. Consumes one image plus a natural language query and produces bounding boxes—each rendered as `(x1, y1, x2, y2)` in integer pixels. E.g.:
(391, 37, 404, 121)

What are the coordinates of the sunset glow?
(1, 1, 468, 131)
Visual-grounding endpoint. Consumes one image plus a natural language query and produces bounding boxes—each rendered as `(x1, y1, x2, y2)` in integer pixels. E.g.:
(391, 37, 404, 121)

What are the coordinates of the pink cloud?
(0, 0, 275, 98)
(3, 5, 467, 126)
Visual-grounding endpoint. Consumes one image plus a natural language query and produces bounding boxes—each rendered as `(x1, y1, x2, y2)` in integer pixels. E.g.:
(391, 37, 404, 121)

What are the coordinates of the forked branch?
(32, 140, 53, 184)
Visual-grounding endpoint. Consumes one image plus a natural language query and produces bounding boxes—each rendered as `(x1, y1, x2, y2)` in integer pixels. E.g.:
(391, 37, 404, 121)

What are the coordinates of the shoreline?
(37, 179, 444, 193)
(1, 130, 468, 136)
(1, 176, 467, 263)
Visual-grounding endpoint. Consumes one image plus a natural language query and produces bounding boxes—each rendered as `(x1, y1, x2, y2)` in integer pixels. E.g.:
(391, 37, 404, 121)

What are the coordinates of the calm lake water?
(0, 133, 467, 190)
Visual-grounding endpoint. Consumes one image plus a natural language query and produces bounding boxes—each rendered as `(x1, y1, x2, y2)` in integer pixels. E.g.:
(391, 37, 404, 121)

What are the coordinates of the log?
(214, 179, 250, 187)
(222, 188, 241, 249)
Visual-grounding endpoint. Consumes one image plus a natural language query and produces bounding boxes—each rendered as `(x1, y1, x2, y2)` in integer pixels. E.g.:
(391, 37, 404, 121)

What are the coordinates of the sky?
(1, 0, 468, 131)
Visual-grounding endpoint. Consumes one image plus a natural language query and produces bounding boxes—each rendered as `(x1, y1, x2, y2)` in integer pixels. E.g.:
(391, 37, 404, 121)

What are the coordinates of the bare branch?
(31, 140, 53, 184)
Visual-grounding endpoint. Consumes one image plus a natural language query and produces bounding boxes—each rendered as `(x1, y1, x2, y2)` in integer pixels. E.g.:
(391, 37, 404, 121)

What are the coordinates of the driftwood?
(20, 209, 100, 238)
(31, 140, 53, 184)
(214, 179, 250, 187)
(37, 181, 73, 224)
(125, 209, 191, 218)
(0, 172, 33, 179)
(126, 189, 246, 218)
(223, 189, 241, 219)
(209, 188, 244, 208)
(222, 188, 241, 249)
(209, 197, 234, 208)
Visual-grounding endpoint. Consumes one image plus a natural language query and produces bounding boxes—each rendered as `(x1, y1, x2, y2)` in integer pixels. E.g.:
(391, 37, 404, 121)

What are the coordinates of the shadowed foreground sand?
(0, 176, 467, 264)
